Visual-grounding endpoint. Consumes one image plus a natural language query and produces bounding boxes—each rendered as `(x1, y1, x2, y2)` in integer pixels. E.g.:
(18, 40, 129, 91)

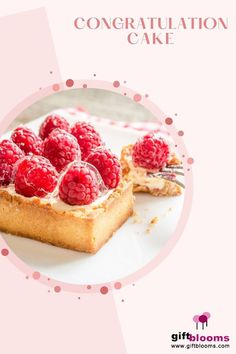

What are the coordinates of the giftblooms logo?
(193, 312, 211, 330)
(170, 312, 230, 350)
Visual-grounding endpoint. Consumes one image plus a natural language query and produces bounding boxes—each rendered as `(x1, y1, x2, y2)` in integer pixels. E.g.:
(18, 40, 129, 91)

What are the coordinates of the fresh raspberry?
(39, 114, 70, 139)
(14, 155, 58, 198)
(86, 148, 121, 189)
(59, 163, 100, 205)
(43, 129, 81, 172)
(70, 122, 103, 160)
(0, 139, 24, 186)
(132, 133, 170, 171)
(11, 125, 43, 155)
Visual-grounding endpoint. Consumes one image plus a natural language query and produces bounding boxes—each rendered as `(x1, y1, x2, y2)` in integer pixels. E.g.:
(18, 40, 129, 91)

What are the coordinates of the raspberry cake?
(0, 116, 133, 253)
(121, 133, 184, 196)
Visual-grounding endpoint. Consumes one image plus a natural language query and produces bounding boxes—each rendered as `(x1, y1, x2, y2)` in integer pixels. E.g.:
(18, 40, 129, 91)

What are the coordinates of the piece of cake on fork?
(121, 133, 184, 197)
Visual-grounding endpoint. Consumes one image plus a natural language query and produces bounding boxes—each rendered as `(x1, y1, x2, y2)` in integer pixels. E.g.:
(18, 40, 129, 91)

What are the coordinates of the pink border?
(0, 79, 193, 294)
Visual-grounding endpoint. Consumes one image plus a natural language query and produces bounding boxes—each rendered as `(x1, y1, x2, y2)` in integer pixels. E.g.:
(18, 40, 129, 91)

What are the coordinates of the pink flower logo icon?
(193, 312, 211, 330)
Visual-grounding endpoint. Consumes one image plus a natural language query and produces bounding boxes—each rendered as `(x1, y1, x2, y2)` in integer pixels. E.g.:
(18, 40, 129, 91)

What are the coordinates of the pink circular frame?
(0, 79, 193, 294)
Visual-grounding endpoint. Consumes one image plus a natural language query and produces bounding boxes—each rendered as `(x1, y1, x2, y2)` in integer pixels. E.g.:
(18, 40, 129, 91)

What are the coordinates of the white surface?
(1, 111, 184, 284)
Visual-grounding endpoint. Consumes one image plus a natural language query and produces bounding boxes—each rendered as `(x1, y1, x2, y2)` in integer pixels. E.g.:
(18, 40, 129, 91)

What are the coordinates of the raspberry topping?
(39, 114, 70, 139)
(59, 163, 100, 205)
(132, 133, 170, 171)
(0, 139, 25, 186)
(86, 148, 121, 189)
(14, 155, 58, 198)
(70, 122, 103, 160)
(43, 129, 81, 172)
(11, 125, 43, 155)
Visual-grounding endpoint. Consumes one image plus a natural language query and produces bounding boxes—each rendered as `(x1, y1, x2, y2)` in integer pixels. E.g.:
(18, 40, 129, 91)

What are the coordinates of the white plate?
(1, 111, 184, 284)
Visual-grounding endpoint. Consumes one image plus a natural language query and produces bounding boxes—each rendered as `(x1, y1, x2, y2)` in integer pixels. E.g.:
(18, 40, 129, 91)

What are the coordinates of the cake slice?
(0, 180, 133, 253)
(0, 118, 134, 253)
(121, 142, 183, 197)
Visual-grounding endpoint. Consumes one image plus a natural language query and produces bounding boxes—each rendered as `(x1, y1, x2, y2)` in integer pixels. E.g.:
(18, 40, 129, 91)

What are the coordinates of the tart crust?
(0, 180, 134, 253)
(121, 145, 183, 196)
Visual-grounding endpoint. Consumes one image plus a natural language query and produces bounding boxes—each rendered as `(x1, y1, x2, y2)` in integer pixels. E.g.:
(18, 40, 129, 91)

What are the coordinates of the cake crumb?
(132, 210, 142, 224)
(150, 216, 159, 225)
(146, 216, 159, 233)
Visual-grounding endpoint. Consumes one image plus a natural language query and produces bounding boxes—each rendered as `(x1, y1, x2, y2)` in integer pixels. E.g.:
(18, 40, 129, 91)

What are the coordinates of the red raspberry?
(59, 163, 100, 205)
(39, 114, 70, 139)
(43, 129, 81, 172)
(86, 148, 121, 189)
(70, 122, 103, 160)
(0, 139, 24, 186)
(11, 125, 43, 155)
(14, 155, 58, 198)
(132, 133, 170, 171)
